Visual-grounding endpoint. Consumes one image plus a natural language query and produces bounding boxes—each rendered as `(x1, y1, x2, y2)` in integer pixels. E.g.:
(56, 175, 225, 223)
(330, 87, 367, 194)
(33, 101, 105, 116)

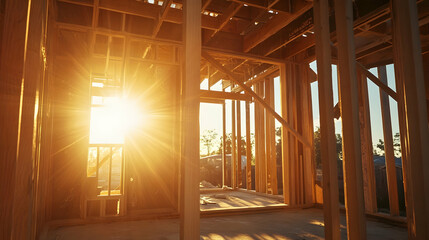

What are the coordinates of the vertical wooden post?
(0, 0, 47, 238)
(231, 99, 237, 188)
(254, 84, 260, 192)
(264, 79, 272, 193)
(391, 0, 429, 238)
(300, 65, 315, 204)
(222, 101, 227, 187)
(287, 63, 297, 205)
(280, 64, 291, 204)
(357, 69, 378, 214)
(269, 78, 278, 195)
(258, 82, 267, 193)
(313, 0, 341, 239)
(265, 78, 278, 195)
(236, 100, 242, 188)
(377, 65, 399, 216)
(334, 0, 367, 239)
(246, 101, 252, 190)
(180, 0, 201, 238)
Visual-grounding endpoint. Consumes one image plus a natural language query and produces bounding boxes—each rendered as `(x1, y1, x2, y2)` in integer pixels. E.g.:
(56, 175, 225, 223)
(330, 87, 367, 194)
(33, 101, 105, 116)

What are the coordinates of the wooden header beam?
(200, 90, 252, 101)
(202, 51, 310, 147)
(231, 66, 279, 93)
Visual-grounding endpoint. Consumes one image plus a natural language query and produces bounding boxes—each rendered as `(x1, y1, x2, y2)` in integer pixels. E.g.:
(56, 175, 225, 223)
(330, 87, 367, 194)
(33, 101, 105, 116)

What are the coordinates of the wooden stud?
(391, 0, 429, 238)
(0, 0, 47, 238)
(222, 101, 227, 187)
(231, 99, 237, 188)
(202, 51, 311, 147)
(265, 78, 278, 195)
(357, 69, 378, 214)
(313, 0, 341, 238)
(334, 0, 367, 239)
(264, 79, 272, 194)
(286, 63, 297, 206)
(259, 82, 267, 193)
(377, 65, 399, 216)
(279, 64, 291, 205)
(300, 64, 315, 204)
(180, 0, 201, 239)
(254, 84, 260, 192)
(236, 100, 242, 188)
(245, 101, 252, 190)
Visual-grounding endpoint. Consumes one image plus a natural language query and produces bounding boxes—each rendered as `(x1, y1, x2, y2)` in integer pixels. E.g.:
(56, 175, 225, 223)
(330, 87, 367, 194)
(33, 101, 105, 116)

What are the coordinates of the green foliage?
(200, 130, 218, 156)
(313, 127, 343, 167)
(373, 132, 401, 157)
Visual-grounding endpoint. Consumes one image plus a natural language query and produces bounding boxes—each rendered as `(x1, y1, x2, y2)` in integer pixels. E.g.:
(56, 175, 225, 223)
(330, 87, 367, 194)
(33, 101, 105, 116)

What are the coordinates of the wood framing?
(391, 0, 429, 238)
(245, 101, 252, 190)
(357, 68, 378, 214)
(200, 90, 252, 102)
(279, 64, 291, 205)
(222, 101, 227, 187)
(334, 0, 367, 239)
(180, 1, 201, 239)
(236, 100, 242, 188)
(377, 65, 399, 216)
(202, 51, 311, 147)
(231, 99, 237, 188)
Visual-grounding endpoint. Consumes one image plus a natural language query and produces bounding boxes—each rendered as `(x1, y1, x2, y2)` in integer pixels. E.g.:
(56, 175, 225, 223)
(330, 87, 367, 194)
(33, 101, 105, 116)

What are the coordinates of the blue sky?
(199, 62, 400, 153)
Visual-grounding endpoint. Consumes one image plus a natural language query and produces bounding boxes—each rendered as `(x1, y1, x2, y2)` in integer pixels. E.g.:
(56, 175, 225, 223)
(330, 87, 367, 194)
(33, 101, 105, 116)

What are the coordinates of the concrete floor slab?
(45, 208, 407, 240)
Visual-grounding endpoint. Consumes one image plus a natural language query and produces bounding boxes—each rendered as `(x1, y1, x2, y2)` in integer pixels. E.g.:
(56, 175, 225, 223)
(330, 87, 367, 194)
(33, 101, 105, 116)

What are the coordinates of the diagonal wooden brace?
(202, 50, 311, 148)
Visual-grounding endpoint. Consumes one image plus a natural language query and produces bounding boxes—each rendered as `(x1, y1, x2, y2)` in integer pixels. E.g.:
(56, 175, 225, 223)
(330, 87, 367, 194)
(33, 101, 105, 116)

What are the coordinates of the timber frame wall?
(0, 0, 428, 240)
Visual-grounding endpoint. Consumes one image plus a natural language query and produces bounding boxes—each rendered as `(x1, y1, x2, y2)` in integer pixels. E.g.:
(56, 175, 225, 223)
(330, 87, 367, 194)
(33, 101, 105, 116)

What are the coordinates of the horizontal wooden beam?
(81, 0, 222, 30)
(202, 51, 310, 147)
(232, 65, 279, 92)
(202, 46, 284, 65)
(200, 90, 252, 101)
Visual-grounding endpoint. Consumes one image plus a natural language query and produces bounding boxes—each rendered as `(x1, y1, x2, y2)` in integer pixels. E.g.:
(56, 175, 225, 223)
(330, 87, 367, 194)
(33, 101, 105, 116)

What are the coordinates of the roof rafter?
(152, 0, 173, 37)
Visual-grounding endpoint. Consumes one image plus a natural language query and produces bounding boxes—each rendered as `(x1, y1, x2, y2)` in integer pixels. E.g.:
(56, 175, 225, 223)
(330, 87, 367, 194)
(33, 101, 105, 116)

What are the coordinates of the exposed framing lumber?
(245, 101, 252, 190)
(356, 62, 398, 100)
(152, 0, 173, 37)
(200, 90, 252, 101)
(222, 101, 227, 187)
(202, 47, 285, 65)
(377, 65, 399, 216)
(243, 1, 312, 52)
(391, 0, 429, 238)
(231, 99, 237, 188)
(300, 64, 314, 205)
(240, 0, 280, 36)
(232, 66, 279, 93)
(334, 0, 367, 239)
(357, 68, 378, 214)
(256, 82, 266, 192)
(254, 84, 261, 192)
(236, 100, 243, 188)
(209, 2, 242, 39)
(202, 51, 310, 147)
(201, 0, 212, 13)
(287, 63, 297, 206)
(180, 1, 200, 239)
(265, 78, 278, 195)
(279, 64, 291, 205)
